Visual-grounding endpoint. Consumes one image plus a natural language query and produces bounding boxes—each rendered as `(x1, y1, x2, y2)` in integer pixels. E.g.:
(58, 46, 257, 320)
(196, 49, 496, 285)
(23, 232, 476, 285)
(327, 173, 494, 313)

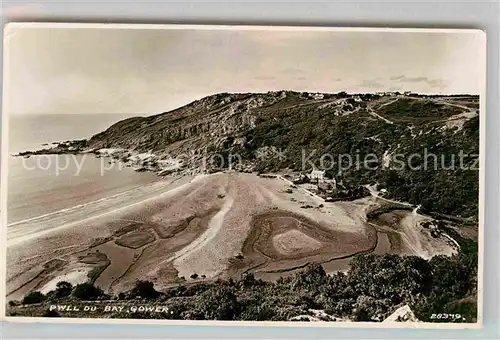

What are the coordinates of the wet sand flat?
(6, 172, 456, 300)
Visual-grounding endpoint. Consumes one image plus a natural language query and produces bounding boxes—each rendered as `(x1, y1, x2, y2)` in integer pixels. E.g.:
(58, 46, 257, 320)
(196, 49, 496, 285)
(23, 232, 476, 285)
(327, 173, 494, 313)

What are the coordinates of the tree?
(238, 273, 257, 289)
(239, 300, 277, 321)
(22, 291, 46, 305)
(129, 280, 160, 300)
(72, 283, 105, 300)
(292, 263, 327, 292)
(55, 281, 73, 298)
(197, 285, 239, 320)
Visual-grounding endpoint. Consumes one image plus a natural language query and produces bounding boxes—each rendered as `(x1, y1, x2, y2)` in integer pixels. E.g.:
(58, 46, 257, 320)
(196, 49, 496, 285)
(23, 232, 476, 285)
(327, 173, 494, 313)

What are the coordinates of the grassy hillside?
(235, 93, 479, 218)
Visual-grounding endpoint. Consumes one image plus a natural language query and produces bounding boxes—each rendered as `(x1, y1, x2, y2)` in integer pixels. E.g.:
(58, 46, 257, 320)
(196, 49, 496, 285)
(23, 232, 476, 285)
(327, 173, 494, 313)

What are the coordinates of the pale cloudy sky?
(5, 25, 485, 115)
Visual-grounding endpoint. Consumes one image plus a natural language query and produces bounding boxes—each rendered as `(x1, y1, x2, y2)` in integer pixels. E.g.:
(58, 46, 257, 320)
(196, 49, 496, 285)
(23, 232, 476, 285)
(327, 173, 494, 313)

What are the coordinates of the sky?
(4, 25, 486, 115)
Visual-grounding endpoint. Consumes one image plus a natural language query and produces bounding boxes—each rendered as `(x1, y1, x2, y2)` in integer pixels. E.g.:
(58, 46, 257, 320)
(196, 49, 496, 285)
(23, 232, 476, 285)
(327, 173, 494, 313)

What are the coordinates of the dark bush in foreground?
(10, 246, 477, 323)
(238, 301, 277, 321)
(72, 283, 105, 300)
(22, 291, 46, 305)
(54, 281, 73, 298)
(195, 284, 239, 320)
(129, 280, 160, 300)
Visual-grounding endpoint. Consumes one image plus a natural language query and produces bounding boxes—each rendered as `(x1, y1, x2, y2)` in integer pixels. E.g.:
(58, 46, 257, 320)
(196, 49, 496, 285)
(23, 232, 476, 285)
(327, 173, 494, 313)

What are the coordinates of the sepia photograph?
(1, 24, 485, 327)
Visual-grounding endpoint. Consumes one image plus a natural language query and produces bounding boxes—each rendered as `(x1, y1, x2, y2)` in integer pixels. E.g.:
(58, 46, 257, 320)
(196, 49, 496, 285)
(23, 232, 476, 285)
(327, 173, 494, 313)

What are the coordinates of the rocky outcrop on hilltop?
(87, 91, 288, 157)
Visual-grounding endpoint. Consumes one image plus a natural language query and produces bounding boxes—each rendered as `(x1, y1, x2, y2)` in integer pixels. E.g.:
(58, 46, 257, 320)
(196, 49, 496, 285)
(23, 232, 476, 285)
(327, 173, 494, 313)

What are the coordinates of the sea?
(5, 114, 159, 224)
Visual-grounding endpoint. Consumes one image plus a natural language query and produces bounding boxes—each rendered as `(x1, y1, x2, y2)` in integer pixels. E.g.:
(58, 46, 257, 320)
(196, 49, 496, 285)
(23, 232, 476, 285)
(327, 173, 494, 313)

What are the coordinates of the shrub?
(72, 283, 105, 300)
(196, 285, 239, 320)
(291, 263, 327, 292)
(183, 283, 210, 297)
(55, 281, 73, 298)
(237, 273, 257, 289)
(22, 291, 46, 305)
(129, 280, 160, 300)
(239, 300, 277, 321)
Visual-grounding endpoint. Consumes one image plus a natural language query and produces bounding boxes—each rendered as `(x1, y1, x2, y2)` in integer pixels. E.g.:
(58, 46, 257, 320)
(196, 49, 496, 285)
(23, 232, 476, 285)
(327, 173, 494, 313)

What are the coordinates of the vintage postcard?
(1, 24, 485, 328)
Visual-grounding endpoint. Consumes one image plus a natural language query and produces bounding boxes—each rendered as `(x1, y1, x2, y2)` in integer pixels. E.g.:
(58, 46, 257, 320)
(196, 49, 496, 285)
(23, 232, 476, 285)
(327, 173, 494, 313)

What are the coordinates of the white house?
(309, 170, 325, 181)
(311, 93, 324, 100)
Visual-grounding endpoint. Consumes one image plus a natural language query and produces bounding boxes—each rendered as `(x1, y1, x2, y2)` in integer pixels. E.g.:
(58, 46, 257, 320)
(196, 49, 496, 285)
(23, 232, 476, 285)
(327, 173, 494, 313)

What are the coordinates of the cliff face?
(88, 91, 288, 156)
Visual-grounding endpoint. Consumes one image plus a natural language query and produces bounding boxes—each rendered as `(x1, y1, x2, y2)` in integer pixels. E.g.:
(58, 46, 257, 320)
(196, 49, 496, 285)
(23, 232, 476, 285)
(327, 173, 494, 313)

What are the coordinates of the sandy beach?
(6, 172, 457, 300)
